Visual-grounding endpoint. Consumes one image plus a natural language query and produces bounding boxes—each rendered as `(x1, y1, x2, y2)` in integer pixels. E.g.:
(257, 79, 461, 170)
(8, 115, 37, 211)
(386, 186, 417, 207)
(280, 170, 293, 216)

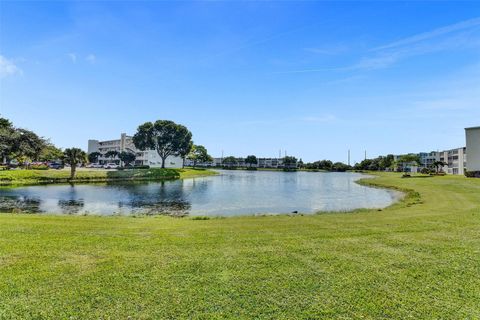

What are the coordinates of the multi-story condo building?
(436, 147, 467, 175)
(394, 147, 467, 175)
(184, 157, 296, 169)
(88, 133, 183, 168)
(465, 126, 480, 172)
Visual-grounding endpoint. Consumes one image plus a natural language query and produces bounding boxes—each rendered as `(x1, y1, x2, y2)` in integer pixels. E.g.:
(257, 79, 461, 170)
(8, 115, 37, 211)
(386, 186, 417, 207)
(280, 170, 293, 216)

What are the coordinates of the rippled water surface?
(0, 170, 400, 216)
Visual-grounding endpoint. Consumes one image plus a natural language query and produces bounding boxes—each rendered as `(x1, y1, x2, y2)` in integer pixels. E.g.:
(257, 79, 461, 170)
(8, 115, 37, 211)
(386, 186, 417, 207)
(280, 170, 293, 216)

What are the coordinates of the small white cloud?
(0, 55, 22, 78)
(301, 115, 336, 122)
(304, 44, 349, 55)
(86, 54, 96, 64)
(67, 53, 77, 63)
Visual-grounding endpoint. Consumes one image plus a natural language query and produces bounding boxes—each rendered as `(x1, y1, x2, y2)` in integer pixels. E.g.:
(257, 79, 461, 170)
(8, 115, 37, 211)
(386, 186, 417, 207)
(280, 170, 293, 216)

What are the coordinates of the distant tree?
(63, 148, 87, 179)
(379, 154, 394, 170)
(397, 154, 421, 172)
(39, 143, 63, 162)
(104, 150, 119, 162)
(245, 155, 258, 168)
(317, 159, 333, 170)
(133, 120, 193, 168)
(88, 152, 101, 164)
(283, 156, 297, 169)
(222, 156, 237, 168)
(0, 118, 15, 163)
(332, 162, 350, 172)
(118, 151, 136, 167)
(187, 145, 213, 167)
(297, 158, 304, 169)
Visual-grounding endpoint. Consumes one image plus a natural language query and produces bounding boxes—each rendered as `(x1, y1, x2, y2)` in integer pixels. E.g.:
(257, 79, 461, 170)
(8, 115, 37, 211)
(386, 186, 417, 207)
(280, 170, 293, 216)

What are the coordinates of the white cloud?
(68, 53, 77, 63)
(304, 44, 349, 55)
(0, 55, 22, 78)
(86, 54, 96, 64)
(301, 115, 336, 123)
(353, 17, 480, 71)
(373, 17, 480, 51)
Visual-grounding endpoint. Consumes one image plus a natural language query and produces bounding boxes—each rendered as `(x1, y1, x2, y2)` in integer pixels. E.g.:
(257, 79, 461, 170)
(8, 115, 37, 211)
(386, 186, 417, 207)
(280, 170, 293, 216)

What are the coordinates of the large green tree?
(283, 156, 297, 168)
(187, 145, 213, 167)
(0, 118, 15, 163)
(222, 156, 237, 168)
(133, 120, 193, 168)
(118, 151, 136, 167)
(245, 155, 258, 168)
(63, 148, 87, 179)
(104, 151, 119, 162)
(11, 129, 46, 164)
(88, 152, 101, 164)
(39, 143, 63, 162)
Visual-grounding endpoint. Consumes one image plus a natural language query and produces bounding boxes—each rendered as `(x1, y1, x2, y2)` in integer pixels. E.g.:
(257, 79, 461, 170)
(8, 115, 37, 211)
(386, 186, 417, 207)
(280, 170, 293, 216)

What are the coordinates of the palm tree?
(63, 148, 87, 179)
(432, 160, 446, 174)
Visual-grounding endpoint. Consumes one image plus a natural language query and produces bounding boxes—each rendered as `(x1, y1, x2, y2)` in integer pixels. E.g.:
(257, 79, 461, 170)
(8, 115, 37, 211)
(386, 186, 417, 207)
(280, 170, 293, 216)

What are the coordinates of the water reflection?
(0, 171, 400, 216)
(58, 199, 85, 214)
(0, 196, 42, 213)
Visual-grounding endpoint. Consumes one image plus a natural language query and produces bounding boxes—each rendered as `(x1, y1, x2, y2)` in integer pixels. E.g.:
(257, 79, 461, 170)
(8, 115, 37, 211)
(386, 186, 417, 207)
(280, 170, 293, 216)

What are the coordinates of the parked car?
(104, 163, 119, 169)
(48, 162, 64, 170)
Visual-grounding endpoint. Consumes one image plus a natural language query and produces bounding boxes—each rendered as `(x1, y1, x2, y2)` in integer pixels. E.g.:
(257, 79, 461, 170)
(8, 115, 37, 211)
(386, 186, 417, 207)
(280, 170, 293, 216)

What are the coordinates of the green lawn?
(0, 167, 217, 186)
(0, 173, 479, 319)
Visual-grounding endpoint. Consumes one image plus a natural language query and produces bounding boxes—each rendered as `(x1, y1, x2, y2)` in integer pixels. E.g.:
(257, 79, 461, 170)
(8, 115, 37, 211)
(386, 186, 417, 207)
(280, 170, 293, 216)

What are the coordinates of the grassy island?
(0, 167, 217, 186)
(0, 173, 479, 318)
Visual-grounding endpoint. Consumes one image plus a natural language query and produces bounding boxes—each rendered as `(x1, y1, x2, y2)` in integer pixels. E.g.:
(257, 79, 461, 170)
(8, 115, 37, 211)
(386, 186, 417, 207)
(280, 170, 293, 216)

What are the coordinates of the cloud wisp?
(0, 55, 22, 78)
(373, 17, 480, 51)
(68, 53, 77, 63)
(276, 17, 480, 74)
(86, 54, 96, 64)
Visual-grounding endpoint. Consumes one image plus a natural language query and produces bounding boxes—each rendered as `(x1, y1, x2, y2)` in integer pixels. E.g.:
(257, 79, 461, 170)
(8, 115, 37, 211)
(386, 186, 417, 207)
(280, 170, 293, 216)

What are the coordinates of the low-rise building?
(88, 133, 183, 168)
(465, 126, 480, 172)
(184, 157, 296, 168)
(394, 148, 466, 175)
(436, 147, 467, 175)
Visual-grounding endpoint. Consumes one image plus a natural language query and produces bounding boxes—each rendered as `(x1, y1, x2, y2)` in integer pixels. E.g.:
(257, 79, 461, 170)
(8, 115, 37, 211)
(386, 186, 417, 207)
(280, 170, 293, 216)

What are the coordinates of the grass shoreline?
(0, 167, 217, 187)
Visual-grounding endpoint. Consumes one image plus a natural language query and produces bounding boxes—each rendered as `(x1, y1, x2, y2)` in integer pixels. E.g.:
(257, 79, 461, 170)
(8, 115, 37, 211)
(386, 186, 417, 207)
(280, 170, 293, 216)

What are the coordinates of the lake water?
(0, 170, 400, 216)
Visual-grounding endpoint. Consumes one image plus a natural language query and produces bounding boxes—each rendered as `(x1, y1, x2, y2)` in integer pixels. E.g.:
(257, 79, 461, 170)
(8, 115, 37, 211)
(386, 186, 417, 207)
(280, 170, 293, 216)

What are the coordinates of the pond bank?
(0, 168, 217, 186)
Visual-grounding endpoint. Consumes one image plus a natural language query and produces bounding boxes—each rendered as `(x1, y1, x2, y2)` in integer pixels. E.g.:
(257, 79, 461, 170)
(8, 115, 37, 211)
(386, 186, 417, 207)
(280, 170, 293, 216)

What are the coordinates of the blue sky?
(1, 1, 479, 163)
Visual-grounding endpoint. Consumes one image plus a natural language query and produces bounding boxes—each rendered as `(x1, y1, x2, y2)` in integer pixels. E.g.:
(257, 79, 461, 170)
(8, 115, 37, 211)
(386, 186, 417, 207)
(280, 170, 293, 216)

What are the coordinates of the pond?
(0, 170, 401, 216)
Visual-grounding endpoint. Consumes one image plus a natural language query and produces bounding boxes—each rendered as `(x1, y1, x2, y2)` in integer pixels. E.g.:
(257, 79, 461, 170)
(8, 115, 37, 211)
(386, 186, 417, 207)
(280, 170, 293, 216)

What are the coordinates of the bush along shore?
(0, 168, 217, 186)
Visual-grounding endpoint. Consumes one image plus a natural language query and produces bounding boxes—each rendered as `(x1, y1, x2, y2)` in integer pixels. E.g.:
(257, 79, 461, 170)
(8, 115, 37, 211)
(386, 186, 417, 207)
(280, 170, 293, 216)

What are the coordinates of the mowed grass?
(0, 173, 479, 319)
(0, 167, 217, 186)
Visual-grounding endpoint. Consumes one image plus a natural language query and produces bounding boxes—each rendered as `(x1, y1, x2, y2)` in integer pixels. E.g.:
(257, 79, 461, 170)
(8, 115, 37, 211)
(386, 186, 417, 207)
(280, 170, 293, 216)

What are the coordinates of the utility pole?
(348, 150, 350, 166)
(365, 150, 367, 161)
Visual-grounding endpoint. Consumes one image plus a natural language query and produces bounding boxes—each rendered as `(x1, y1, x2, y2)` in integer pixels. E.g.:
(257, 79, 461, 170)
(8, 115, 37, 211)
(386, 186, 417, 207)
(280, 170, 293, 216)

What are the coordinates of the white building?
(394, 148, 467, 175)
(466, 126, 480, 172)
(184, 157, 296, 168)
(88, 133, 183, 168)
(436, 147, 467, 175)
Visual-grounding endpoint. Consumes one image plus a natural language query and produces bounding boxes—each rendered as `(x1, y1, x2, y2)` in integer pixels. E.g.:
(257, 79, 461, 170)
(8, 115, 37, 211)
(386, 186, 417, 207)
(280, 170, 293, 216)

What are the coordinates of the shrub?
(420, 167, 430, 174)
(465, 170, 480, 178)
(133, 165, 150, 169)
(30, 164, 49, 170)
